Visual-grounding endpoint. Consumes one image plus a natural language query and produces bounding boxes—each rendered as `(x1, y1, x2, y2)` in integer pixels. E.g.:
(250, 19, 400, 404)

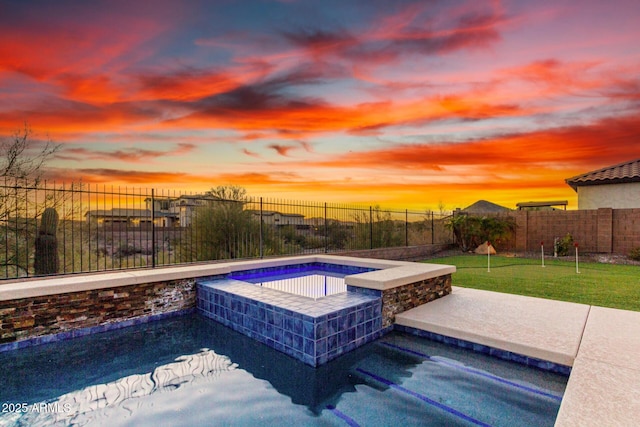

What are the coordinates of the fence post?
(405, 209, 408, 246)
(151, 188, 156, 268)
(3, 177, 7, 278)
(432, 211, 435, 244)
(369, 206, 373, 249)
(324, 202, 328, 253)
(259, 197, 263, 259)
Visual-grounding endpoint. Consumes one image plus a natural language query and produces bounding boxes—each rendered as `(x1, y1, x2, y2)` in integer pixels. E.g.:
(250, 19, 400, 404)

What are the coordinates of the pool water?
(227, 263, 375, 299)
(0, 314, 567, 426)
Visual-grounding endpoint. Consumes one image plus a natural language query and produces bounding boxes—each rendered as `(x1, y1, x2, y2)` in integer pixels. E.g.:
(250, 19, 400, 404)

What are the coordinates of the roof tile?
(565, 159, 640, 190)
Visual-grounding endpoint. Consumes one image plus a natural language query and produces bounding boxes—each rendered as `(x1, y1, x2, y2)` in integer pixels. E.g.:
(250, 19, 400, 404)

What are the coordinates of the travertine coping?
(554, 306, 640, 427)
(345, 263, 455, 290)
(0, 255, 454, 301)
(395, 287, 589, 366)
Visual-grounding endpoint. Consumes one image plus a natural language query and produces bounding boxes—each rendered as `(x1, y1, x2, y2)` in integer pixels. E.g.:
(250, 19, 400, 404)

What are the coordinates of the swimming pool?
(0, 314, 567, 426)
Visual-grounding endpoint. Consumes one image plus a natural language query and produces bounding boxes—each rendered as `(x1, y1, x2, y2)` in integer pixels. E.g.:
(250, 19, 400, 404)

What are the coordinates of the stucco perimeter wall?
(0, 279, 195, 348)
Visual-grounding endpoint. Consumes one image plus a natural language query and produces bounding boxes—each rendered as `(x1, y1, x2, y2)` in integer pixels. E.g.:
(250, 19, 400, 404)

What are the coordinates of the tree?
(206, 185, 247, 202)
(446, 213, 516, 252)
(1, 124, 61, 277)
(180, 185, 263, 261)
(1, 123, 60, 183)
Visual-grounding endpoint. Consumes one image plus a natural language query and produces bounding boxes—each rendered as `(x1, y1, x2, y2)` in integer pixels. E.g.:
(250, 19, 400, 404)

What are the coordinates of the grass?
(425, 255, 640, 312)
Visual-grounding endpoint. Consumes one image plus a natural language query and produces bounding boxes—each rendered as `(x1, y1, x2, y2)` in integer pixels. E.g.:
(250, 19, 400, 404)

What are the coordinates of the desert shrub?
(303, 235, 325, 250)
(352, 206, 404, 249)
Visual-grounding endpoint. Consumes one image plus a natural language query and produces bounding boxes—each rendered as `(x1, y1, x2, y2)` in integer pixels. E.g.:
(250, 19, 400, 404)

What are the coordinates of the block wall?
(479, 208, 640, 255)
(612, 209, 640, 254)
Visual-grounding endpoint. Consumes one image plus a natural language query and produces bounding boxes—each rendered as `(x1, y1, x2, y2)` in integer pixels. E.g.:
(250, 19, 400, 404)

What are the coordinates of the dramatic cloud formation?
(1, 0, 639, 209)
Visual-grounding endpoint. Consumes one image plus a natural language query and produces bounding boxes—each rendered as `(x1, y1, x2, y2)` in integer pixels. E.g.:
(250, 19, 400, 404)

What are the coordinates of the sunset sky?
(1, 0, 639, 210)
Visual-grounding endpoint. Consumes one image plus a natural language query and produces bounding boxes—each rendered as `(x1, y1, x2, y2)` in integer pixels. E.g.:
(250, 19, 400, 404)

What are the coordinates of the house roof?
(248, 210, 305, 218)
(516, 200, 567, 210)
(462, 200, 512, 213)
(565, 159, 640, 191)
(86, 209, 151, 217)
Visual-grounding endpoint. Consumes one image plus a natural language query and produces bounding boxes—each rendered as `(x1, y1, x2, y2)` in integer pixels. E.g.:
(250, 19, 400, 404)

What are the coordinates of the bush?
(445, 214, 516, 252)
(629, 247, 640, 261)
(554, 233, 574, 256)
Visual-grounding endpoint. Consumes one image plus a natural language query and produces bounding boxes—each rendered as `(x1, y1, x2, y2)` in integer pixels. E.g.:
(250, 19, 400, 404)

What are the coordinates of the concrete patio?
(395, 286, 640, 427)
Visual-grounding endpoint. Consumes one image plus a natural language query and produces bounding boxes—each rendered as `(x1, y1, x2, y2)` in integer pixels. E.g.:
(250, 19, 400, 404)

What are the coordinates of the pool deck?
(395, 286, 640, 427)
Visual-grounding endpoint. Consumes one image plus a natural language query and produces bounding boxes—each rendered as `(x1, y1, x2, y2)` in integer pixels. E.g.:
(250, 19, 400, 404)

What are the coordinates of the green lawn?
(425, 255, 640, 312)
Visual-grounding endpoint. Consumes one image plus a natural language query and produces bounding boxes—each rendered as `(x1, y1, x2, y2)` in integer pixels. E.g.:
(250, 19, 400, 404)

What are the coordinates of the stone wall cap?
(0, 272, 140, 300)
(346, 263, 455, 290)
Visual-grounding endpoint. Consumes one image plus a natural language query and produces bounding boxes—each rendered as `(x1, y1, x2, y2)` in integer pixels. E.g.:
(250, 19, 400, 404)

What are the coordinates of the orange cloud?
(314, 113, 640, 172)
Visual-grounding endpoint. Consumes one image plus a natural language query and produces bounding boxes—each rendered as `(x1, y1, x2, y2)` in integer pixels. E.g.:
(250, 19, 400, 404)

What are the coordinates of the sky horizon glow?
(1, 0, 639, 210)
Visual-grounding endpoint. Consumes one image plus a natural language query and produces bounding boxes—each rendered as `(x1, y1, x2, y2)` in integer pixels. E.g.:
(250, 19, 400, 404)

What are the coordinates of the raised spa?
(196, 256, 455, 366)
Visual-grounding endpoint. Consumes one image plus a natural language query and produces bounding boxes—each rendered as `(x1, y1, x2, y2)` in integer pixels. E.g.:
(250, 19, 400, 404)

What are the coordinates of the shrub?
(629, 247, 640, 261)
(445, 214, 516, 252)
(554, 233, 574, 257)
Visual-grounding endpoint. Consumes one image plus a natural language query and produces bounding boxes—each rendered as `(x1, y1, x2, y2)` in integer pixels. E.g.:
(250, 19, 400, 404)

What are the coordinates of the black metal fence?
(1, 180, 452, 280)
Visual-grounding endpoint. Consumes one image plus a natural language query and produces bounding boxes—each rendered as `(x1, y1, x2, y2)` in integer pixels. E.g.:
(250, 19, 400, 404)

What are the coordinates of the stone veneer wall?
(0, 279, 195, 346)
(380, 274, 451, 328)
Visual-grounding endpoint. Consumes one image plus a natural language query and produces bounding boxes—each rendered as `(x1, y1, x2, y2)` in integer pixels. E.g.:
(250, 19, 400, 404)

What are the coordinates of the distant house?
(88, 195, 309, 230)
(565, 159, 640, 209)
(458, 200, 512, 214)
(87, 194, 221, 227)
(146, 194, 222, 227)
(85, 209, 155, 226)
(249, 210, 307, 229)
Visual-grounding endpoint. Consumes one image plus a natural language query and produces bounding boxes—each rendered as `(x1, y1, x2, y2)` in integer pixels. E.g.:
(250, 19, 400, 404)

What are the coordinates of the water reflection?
(1, 348, 237, 425)
(0, 315, 414, 422)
